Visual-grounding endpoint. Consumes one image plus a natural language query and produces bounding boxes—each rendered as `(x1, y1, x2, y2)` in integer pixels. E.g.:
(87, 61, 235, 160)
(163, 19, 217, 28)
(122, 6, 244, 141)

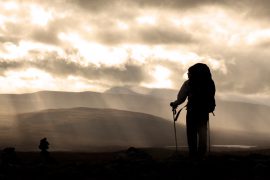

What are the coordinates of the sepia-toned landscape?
(1, 0, 270, 179)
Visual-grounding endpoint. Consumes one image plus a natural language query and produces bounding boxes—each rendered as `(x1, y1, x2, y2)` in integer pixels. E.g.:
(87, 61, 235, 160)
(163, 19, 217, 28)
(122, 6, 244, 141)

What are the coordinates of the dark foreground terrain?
(1, 147, 270, 180)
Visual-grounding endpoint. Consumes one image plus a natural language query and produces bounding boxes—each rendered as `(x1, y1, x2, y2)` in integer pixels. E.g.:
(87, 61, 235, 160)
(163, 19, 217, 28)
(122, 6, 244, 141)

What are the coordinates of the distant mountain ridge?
(0, 89, 270, 137)
(105, 86, 178, 99)
(105, 86, 139, 95)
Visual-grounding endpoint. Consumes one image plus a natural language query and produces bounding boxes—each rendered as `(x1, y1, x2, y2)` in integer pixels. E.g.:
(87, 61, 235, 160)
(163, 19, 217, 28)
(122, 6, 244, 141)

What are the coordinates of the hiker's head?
(188, 63, 212, 81)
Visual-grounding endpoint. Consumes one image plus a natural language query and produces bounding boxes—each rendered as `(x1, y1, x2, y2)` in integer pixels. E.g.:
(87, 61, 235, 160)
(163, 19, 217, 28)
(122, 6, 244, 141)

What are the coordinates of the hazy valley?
(0, 88, 270, 151)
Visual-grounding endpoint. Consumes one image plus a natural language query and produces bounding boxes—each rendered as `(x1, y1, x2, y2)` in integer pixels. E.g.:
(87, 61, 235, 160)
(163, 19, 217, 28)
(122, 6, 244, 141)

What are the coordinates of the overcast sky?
(0, 0, 270, 102)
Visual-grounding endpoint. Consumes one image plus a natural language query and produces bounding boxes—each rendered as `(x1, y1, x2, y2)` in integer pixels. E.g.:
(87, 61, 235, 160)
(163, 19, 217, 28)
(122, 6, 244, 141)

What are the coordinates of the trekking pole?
(173, 109, 178, 152)
(172, 105, 186, 152)
(208, 120, 211, 154)
(208, 112, 215, 154)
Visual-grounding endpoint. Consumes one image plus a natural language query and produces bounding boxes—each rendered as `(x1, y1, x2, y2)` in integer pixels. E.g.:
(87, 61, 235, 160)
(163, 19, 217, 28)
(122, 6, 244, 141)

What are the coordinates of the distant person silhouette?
(39, 137, 50, 159)
(170, 63, 216, 159)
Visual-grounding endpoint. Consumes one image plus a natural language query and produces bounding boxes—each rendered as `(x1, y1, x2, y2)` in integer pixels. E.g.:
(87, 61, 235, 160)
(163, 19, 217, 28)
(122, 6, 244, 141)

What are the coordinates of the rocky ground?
(1, 147, 270, 180)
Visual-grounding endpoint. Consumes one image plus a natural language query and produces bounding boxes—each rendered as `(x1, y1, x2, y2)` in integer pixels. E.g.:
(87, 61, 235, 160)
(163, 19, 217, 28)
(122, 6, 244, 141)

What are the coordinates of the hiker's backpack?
(187, 63, 216, 113)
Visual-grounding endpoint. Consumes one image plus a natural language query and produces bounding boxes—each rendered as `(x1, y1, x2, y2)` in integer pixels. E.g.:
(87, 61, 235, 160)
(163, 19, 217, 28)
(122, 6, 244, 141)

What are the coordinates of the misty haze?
(0, 89, 270, 151)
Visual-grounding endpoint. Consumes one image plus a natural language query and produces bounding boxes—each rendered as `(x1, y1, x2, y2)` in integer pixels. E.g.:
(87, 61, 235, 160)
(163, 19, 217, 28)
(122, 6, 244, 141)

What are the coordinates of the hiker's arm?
(171, 81, 189, 108)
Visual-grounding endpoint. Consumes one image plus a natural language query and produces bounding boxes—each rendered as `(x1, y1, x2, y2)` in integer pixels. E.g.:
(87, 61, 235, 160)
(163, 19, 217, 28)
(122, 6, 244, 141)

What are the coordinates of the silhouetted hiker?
(170, 63, 216, 159)
(39, 137, 50, 160)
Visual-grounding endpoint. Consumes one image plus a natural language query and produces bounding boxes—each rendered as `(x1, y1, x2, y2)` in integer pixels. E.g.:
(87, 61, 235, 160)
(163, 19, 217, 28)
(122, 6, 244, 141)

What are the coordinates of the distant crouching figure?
(39, 137, 50, 159)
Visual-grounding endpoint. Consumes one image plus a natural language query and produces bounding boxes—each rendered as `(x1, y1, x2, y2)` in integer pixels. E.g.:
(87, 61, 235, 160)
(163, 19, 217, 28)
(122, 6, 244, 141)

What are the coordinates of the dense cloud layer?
(0, 58, 148, 84)
(0, 0, 270, 99)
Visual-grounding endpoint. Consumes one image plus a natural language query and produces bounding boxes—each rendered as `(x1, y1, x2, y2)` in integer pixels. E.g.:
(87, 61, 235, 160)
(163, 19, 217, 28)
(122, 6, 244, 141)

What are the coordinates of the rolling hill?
(1, 107, 270, 151)
(0, 90, 270, 135)
(0, 107, 179, 151)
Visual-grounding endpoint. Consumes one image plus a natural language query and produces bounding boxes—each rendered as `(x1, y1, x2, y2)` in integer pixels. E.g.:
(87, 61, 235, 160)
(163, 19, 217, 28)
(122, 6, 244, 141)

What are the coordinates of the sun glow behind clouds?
(3, 1, 18, 10)
(116, 21, 129, 30)
(58, 32, 129, 66)
(1, 68, 54, 93)
(136, 15, 157, 25)
(245, 29, 270, 45)
(0, 68, 103, 93)
(30, 5, 52, 26)
(143, 66, 172, 88)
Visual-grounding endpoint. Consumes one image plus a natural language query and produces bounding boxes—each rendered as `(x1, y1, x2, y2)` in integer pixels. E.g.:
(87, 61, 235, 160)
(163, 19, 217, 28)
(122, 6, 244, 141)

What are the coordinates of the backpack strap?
(173, 104, 187, 121)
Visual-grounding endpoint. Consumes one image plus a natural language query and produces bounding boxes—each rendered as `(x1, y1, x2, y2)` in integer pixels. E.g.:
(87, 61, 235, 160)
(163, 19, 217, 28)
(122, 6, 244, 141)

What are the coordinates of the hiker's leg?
(186, 111, 197, 157)
(198, 122, 207, 157)
(198, 113, 209, 158)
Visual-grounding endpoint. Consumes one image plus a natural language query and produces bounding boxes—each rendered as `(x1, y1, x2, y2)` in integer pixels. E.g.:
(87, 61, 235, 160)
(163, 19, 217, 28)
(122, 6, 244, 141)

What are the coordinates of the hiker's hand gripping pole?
(172, 105, 186, 122)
